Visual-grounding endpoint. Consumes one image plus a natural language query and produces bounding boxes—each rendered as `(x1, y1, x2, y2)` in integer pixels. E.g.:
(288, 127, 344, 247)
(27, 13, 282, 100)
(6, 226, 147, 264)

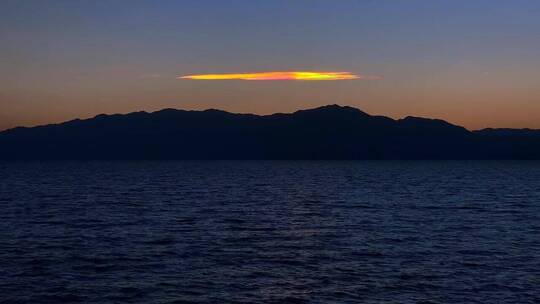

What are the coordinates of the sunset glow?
(179, 71, 374, 81)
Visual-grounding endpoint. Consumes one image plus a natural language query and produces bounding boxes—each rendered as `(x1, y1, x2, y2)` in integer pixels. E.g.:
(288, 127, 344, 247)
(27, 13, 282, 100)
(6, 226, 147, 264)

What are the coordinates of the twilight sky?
(1, 0, 540, 131)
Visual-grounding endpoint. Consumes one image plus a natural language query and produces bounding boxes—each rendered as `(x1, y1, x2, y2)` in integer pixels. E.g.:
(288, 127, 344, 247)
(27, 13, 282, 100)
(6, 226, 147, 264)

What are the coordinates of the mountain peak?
(294, 104, 370, 117)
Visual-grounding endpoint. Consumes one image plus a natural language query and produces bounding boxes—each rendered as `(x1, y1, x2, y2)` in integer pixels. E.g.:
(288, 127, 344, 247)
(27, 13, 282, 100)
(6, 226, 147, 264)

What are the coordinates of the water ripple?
(0, 161, 539, 303)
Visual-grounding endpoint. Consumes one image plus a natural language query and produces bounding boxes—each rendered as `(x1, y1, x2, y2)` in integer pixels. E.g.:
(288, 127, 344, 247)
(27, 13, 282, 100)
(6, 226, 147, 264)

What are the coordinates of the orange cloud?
(178, 71, 379, 81)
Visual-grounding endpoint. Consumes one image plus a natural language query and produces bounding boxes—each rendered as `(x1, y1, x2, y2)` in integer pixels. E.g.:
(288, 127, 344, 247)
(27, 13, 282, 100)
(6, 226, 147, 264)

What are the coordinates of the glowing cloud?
(179, 71, 379, 81)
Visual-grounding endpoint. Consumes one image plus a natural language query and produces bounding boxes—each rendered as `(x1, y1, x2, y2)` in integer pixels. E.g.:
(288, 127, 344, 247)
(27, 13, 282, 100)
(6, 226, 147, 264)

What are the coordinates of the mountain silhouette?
(1, 104, 539, 159)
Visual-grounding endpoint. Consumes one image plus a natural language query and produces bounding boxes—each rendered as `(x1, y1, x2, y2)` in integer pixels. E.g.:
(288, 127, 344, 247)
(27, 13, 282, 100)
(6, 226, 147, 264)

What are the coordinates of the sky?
(1, 0, 540, 131)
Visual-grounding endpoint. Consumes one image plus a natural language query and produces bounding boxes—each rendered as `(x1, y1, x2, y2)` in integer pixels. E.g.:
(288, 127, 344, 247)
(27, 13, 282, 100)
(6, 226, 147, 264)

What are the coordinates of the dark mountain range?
(1, 104, 539, 159)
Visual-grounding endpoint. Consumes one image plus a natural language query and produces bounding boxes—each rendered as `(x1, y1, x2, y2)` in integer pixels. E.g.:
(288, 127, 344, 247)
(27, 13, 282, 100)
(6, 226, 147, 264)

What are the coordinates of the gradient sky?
(2, 0, 540, 131)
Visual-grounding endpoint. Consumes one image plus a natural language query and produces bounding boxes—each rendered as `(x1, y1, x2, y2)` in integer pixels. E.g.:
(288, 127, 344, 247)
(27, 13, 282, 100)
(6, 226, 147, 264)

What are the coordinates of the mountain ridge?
(1, 104, 539, 160)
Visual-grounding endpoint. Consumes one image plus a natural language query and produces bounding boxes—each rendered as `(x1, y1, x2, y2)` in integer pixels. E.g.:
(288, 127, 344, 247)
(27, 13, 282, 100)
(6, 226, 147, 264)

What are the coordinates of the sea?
(0, 161, 539, 303)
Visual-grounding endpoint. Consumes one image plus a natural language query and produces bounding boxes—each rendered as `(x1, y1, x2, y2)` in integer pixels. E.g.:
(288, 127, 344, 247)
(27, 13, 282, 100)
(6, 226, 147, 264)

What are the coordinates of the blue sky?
(1, 0, 540, 130)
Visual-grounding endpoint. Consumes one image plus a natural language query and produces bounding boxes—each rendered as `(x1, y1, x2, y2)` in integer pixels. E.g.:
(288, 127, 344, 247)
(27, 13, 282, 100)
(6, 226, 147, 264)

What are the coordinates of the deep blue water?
(0, 161, 539, 303)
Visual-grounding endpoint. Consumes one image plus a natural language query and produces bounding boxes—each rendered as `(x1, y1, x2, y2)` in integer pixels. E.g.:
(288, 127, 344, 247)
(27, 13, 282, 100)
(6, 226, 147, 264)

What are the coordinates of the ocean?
(1, 161, 539, 303)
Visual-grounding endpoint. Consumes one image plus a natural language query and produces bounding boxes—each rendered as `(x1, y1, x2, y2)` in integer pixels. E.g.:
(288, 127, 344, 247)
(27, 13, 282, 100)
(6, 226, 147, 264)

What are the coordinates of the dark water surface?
(1, 161, 539, 303)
